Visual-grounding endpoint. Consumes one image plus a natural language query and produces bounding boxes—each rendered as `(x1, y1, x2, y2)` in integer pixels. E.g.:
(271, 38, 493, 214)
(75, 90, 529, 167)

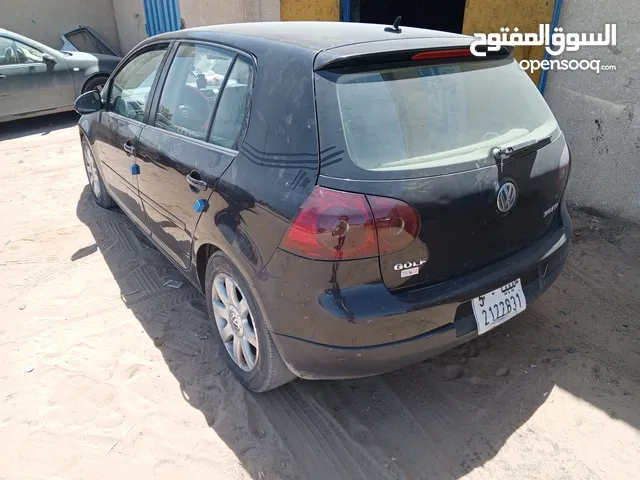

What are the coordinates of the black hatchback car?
(75, 21, 572, 392)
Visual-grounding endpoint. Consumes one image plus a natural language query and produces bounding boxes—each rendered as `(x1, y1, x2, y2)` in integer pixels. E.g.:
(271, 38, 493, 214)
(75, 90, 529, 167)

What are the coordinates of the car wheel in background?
(82, 75, 109, 94)
(205, 251, 296, 392)
(81, 136, 116, 209)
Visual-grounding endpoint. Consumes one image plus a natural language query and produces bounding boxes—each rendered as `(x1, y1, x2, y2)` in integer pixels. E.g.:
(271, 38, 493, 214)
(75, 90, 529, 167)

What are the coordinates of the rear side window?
(316, 57, 559, 175)
(209, 57, 254, 150)
(154, 43, 235, 141)
(108, 46, 167, 122)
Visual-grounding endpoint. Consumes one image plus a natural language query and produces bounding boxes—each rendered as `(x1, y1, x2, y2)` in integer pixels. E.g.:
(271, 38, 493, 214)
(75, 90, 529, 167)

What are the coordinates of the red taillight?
(280, 186, 420, 261)
(280, 187, 377, 260)
(368, 196, 420, 255)
(411, 48, 472, 61)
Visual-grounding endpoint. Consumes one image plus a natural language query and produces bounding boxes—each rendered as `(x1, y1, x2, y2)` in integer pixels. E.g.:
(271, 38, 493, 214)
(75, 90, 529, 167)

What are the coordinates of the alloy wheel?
(83, 141, 101, 198)
(211, 273, 259, 371)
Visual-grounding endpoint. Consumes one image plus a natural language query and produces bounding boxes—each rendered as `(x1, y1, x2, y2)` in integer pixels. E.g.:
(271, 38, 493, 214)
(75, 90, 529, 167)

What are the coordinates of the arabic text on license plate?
(472, 279, 527, 335)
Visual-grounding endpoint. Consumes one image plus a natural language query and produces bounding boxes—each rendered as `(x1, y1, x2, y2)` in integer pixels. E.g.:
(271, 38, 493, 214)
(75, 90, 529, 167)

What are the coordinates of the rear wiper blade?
(492, 136, 551, 161)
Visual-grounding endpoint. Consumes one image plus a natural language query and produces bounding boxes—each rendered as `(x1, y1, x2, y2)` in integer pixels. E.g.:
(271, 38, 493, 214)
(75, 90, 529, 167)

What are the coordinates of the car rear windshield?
(315, 57, 559, 174)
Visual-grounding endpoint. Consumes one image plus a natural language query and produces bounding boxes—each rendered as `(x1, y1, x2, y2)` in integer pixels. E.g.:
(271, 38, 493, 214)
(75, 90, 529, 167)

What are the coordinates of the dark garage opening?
(352, 0, 466, 34)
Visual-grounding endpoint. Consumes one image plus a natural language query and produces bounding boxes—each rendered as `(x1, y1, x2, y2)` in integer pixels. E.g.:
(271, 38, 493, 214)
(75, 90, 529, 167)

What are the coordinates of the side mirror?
(74, 90, 102, 115)
(42, 53, 57, 64)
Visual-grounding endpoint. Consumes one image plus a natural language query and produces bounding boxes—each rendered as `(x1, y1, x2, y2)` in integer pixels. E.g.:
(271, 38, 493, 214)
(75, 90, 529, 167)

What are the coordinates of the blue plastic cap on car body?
(194, 199, 208, 213)
(130, 164, 140, 175)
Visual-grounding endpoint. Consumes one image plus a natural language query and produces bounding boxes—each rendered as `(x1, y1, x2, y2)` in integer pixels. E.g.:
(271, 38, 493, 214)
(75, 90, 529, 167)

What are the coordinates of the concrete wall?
(545, 1, 640, 222)
(179, 0, 280, 27)
(2, 0, 121, 54)
(112, 0, 147, 54)
(111, 0, 281, 56)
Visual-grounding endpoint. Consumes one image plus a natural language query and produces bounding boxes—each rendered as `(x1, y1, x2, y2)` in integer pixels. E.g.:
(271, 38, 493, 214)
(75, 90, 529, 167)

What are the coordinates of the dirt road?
(1, 113, 639, 479)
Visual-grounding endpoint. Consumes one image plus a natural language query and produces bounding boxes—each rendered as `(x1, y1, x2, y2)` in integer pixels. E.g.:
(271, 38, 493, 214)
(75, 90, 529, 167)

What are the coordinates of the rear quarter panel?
(191, 41, 320, 286)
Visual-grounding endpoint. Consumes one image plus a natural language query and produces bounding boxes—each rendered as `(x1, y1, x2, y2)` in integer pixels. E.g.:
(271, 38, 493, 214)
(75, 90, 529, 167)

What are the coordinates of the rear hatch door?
(314, 48, 569, 291)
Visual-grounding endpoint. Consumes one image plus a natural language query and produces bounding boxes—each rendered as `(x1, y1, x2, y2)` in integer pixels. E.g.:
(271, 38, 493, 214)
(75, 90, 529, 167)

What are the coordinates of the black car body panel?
(95, 113, 149, 230)
(317, 133, 567, 291)
(263, 202, 570, 379)
(256, 202, 570, 348)
(189, 36, 321, 283)
(136, 125, 235, 269)
(313, 52, 567, 292)
(77, 22, 572, 382)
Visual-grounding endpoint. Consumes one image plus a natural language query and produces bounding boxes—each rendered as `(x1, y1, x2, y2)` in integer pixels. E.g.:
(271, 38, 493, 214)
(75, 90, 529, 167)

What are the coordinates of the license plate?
(472, 279, 527, 335)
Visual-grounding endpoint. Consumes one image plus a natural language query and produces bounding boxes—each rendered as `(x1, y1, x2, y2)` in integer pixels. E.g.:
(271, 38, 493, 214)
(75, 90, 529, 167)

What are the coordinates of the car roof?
(150, 21, 471, 53)
(0, 28, 20, 38)
(0, 28, 30, 39)
(0, 28, 59, 54)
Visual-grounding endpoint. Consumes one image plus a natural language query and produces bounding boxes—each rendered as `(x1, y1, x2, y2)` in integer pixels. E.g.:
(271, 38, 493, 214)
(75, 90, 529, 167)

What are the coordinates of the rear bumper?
(255, 203, 572, 380)
(272, 256, 565, 379)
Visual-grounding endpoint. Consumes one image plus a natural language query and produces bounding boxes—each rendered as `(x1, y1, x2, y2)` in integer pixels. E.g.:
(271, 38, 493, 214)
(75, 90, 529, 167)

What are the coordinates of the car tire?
(205, 251, 296, 392)
(81, 136, 116, 209)
(82, 75, 109, 94)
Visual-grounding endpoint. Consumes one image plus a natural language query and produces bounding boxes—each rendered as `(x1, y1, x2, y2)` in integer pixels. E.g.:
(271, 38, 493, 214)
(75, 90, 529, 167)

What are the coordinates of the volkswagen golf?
(74, 21, 572, 392)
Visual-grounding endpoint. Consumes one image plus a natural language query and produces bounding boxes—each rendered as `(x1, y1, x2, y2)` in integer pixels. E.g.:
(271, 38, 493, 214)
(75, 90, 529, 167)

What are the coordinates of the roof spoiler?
(314, 44, 515, 71)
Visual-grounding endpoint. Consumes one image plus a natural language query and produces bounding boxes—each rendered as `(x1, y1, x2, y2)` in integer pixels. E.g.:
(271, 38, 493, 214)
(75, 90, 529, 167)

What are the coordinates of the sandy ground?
(1, 113, 640, 480)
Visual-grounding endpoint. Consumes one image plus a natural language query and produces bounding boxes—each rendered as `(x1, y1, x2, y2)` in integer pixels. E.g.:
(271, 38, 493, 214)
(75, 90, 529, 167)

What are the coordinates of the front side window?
(209, 57, 254, 149)
(155, 43, 234, 141)
(0, 37, 44, 65)
(108, 46, 167, 122)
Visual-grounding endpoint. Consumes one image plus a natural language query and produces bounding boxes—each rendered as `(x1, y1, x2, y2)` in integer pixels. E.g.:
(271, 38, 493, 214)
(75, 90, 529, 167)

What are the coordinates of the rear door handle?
(0, 75, 6, 79)
(123, 139, 136, 156)
(186, 172, 208, 191)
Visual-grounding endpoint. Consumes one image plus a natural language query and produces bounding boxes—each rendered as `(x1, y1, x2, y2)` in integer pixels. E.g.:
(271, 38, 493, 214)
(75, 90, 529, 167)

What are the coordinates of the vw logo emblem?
(496, 181, 518, 213)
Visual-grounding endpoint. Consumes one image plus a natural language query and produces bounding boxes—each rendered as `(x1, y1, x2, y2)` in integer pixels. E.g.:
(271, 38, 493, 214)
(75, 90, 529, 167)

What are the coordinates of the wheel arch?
(193, 238, 264, 293)
(195, 242, 219, 293)
(81, 72, 111, 94)
(192, 239, 277, 333)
